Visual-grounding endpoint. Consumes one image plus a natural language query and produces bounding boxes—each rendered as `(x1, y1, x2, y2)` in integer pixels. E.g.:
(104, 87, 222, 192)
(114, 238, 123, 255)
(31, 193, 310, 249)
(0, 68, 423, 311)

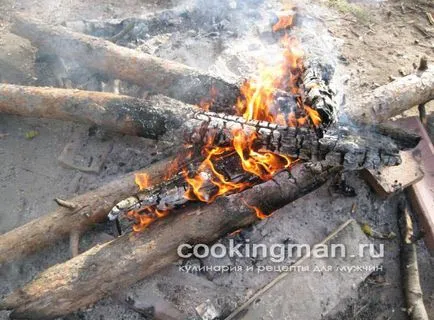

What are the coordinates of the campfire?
(0, 0, 433, 319)
(115, 17, 325, 232)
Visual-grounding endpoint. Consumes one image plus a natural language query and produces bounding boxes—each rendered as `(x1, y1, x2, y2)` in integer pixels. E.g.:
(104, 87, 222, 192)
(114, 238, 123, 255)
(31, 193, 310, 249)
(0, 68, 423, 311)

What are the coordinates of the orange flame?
(242, 199, 269, 220)
(198, 86, 219, 111)
(129, 7, 324, 232)
(127, 207, 169, 232)
(183, 128, 296, 202)
(135, 173, 151, 191)
(183, 138, 251, 203)
(272, 14, 294, 32)
(233, 130, 293, 180)
(235, 35, 319, 128)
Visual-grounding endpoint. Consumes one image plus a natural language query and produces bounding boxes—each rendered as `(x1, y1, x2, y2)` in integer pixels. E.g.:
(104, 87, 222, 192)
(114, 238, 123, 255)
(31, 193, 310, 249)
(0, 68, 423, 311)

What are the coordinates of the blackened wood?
(11, 14, 240, 107)
(302, 58, 337, 126)
(0, 165, 339, 320)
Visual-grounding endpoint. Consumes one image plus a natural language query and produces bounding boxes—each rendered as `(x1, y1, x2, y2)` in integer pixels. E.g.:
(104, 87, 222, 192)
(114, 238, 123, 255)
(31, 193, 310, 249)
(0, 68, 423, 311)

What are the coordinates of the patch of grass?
(327, 0, 371, 24)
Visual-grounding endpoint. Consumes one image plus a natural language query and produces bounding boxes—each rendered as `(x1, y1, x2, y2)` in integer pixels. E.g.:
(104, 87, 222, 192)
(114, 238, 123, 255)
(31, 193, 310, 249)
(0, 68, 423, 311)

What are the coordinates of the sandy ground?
(0, 0, 433, 319)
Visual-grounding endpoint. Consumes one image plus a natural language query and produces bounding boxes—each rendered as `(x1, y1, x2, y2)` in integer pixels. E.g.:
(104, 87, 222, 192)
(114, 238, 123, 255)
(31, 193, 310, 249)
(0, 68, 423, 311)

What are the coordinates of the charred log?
(374, 123, 421, 150)
(63, 9, 200, 41)
(11, 14, 240, 107)
(302, 58, 337, 127)
(0, 164, 339, 320)
(0, 81, 416, 266)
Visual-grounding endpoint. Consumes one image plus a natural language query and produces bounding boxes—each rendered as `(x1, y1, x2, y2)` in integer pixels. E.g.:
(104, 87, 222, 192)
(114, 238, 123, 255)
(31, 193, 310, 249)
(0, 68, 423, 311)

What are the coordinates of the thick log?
(351, 67, 434, 124)
(11, 14, 240, 107)
(0, 164, 339, 319)
(0, 84, 195, 139)
(0, 157, 180, 266)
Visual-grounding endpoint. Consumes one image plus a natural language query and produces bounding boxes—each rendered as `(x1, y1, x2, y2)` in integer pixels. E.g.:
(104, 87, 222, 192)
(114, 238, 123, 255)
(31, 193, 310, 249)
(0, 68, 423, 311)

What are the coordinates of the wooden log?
(351, 67, 434, 124)
(0, 164, 340, 320)
(398, 202, 429, 320)
(63, 9, 198, 40)
(302, 58, 337, 126)
(11, 14, 240, 107)
(0, 84, 411, 172)
(0, 84, 195, 139)
(0, 157, 181, 266)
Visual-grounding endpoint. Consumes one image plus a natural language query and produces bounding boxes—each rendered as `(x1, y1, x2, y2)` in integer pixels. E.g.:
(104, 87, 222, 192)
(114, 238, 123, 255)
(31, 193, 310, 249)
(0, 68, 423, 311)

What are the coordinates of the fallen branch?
(11, 14, 240, 107)
(0, 164, 339, 319)
(398, 202, 429, 320)
(0, 157, 180, 266)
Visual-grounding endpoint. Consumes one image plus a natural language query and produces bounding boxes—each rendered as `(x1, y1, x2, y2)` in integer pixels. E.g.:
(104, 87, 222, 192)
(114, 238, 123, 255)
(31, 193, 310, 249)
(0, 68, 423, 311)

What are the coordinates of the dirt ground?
(0, 0, 433, 319)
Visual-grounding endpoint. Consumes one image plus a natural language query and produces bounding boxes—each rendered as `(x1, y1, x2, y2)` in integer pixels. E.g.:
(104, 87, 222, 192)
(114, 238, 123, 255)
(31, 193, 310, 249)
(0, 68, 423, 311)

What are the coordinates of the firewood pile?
(0, 1, 433, 319)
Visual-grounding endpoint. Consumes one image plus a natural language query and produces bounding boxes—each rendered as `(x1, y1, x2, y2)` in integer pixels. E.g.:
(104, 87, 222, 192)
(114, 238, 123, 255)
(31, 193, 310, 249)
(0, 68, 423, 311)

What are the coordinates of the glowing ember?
(198, 86, 219, 111)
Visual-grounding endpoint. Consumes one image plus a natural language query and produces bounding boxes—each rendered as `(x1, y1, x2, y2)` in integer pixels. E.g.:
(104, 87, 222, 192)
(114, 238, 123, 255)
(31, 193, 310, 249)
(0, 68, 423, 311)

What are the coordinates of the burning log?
(0, 164, 339, 320)
(302, 58, 337, 126)
(0, 84, 411, 171)
(350, 67, 434, 124)
(10, 14, 240, 107)
(0, 157, 183, 266)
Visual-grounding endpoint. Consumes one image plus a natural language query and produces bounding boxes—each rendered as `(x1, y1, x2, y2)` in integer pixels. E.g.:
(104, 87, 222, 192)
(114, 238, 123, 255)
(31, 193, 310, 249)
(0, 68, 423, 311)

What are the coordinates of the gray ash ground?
(1, 0, 433, 319)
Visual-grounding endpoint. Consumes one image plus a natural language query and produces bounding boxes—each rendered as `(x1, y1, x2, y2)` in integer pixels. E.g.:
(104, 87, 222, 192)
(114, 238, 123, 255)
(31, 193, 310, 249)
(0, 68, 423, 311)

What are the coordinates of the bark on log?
(398, 202, 429, 320)
(0, 157, 181, 266)
(351, 67, 434, 124)
(0, 164, 339, 320)
(11, 14, 240, 107)
(0, 84, 194, 139)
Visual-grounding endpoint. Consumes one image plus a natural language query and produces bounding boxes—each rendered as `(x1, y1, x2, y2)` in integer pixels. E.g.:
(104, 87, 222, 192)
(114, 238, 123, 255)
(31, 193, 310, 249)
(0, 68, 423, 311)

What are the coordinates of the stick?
(11, 14, 240, 107)
(0, 165, 339, 319)
(398, 202, 429, 320)
(0, 157, 178, 266)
